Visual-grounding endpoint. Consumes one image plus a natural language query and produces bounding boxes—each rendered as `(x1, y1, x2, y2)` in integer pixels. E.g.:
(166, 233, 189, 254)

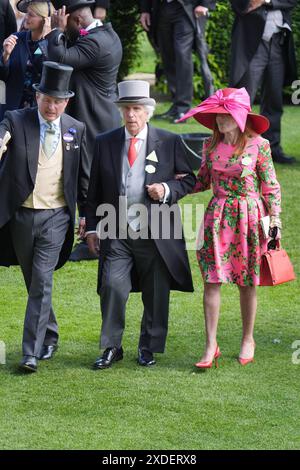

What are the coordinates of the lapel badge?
(63, 133, 74, 143)
(146, 150, 158, 162)
(145, 164, 156, 174)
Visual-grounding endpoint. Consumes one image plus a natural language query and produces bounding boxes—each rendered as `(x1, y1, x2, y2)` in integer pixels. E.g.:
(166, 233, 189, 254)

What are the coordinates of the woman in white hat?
(0, 1, 54, 119)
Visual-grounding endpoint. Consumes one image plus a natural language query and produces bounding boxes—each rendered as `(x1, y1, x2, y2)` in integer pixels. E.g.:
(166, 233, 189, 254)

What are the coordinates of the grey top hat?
(17, 0, 52, 15)
(115, 80, 156, 107)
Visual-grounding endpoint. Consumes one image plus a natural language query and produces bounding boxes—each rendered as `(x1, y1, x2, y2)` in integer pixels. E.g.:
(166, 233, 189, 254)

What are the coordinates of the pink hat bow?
(178, 87, 252, 132)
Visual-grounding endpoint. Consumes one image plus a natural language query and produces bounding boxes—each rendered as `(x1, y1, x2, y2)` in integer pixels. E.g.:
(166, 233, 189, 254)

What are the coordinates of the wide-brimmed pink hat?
(178, 87, 269, 134)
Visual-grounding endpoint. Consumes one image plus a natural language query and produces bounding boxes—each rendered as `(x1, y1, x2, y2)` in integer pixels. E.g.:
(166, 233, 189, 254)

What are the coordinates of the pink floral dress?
(195, 135, 281, 286)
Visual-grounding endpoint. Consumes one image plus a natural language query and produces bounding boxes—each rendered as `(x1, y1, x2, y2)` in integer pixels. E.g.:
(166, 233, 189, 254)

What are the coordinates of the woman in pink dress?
(179, 87, 281, 368)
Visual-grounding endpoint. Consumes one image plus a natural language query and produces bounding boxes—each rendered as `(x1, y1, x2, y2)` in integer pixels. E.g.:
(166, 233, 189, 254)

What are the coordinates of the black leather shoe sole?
(19, 363, 37, 373)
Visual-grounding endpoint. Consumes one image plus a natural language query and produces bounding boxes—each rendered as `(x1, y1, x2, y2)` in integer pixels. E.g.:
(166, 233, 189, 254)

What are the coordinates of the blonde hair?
(29, 1, 54, 18)
(206, 117, 257, 157)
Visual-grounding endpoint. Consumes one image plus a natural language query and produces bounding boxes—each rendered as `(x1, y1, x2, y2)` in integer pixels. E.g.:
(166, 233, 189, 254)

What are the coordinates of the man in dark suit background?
(0, 0, 17, 105)
(46, 0, 122, 260)
(0, 0, 17, 48)
(140, 0, 216, 122)
(93, 0, 109, 20)
(85, 80, 196, 369)
(0, 61, 89, 372)
(230, 0, 298, 164)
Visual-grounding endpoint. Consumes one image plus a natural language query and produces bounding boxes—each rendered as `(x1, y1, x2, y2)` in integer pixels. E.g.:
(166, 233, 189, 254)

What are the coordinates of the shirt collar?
(125, 125, 148, 141)
(85, 19, 103, 31)
(38, 111, 61, 130)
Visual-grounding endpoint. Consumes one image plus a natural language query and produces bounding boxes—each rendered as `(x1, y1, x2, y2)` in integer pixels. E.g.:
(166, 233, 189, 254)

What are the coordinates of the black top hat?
(17, 0, 53, 15)
(33, 62, 75, 99)
(52, 0, 95, 14)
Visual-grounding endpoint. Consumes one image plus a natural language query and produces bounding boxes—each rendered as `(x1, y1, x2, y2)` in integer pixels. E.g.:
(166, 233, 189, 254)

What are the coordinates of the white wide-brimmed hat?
(115, 80, 156, 107)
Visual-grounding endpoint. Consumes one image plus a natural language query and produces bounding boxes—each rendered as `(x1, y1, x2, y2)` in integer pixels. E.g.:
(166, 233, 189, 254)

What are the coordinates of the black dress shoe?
(19, 356, 38, 373)
(272, 152, 296, 164)
(173, 112, 187, 124)
(137, 348, 156, 367)
(39, 344, 58, 360)
(93, 347, 123, 369)
(69, 240, 98, 261)
(155, 107, 177, 120)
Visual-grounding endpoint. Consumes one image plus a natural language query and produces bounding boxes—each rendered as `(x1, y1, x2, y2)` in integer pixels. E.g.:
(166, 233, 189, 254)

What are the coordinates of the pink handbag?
(260, 241, 296, 286)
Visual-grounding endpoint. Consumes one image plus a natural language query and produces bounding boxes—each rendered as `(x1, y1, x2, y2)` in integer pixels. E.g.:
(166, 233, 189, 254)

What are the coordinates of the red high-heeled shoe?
(195, 345, 221, 369)
(238, 342, 256, 366)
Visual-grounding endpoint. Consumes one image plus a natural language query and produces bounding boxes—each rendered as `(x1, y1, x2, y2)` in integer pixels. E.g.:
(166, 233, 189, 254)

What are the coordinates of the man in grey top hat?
(45, 0, 122, 261)
(0, 61, 89, 372)
(85, 80, 196, 369)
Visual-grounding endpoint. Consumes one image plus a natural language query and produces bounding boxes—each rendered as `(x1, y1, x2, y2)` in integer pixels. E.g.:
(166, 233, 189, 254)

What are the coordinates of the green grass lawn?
(1, 56, 300, 450)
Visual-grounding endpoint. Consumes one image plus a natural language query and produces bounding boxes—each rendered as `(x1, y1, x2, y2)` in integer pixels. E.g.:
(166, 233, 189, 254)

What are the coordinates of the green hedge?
(108, 0, 141, 80)
(109, 1, 300, 95)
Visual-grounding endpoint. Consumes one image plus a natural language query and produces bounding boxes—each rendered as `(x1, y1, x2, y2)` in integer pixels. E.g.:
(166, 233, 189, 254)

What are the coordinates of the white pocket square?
(146, 151, 158, 162)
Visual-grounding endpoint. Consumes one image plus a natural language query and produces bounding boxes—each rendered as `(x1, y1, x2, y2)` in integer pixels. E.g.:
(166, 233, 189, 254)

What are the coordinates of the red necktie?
(128, 137, 138, 167)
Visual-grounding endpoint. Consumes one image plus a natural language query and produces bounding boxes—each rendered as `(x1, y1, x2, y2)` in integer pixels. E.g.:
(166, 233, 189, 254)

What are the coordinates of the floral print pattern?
(194, 136, 281, 286)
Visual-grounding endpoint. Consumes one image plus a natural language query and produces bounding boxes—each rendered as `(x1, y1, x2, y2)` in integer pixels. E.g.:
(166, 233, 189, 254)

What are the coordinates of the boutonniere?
(241, 156, 252, 166)
(63, 128, 78, 150)
(146, 150, 158, 163)
(241, 155, 253, 178)
(79, 29, 89, 36)
(145, 164, 156, 174)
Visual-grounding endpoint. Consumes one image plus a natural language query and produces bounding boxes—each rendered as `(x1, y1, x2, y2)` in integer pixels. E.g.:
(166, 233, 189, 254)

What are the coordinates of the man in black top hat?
(46, 0, 122, 260)
(0, 0, 17, 50)
(0, 61, 89, 372)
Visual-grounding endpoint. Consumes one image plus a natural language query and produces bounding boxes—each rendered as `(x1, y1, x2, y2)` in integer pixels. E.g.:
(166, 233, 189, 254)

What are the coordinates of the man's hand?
(51, 5, 69, 30)
(247, 0, 265, 13)
(0, 139, 7, 161)
(140, 13, 151, 32)
(77, 217, 86, 239)
(146, 183, 165, 201)
(94, 7, 106, 21)
(86, 233, 100, 257)
(2, 34, 18, 63)
(0, 132, 11, 161)
(194, 6, 209, 18)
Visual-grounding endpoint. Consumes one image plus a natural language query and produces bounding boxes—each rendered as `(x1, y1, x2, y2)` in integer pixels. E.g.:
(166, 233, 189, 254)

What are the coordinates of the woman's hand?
(42, 16, 52, 38)
(2, 34, 18, 63)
